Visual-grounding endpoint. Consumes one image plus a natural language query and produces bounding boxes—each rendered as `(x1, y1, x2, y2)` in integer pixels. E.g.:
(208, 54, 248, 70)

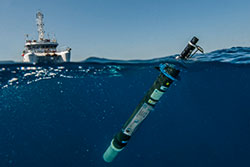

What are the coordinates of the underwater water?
(0, 47, 250, 167)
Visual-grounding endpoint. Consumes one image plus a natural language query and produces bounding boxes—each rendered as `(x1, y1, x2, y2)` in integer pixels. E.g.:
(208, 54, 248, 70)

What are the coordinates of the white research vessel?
(22, 12, 71, 63)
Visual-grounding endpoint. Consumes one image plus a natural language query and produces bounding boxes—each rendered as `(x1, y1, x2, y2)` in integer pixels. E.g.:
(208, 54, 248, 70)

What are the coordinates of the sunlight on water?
(0, 64, 124, 89)
(1, 47, 250, 89)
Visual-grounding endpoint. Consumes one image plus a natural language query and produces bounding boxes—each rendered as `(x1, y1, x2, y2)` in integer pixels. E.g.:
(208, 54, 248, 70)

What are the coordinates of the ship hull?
(23, 49, 71, 64)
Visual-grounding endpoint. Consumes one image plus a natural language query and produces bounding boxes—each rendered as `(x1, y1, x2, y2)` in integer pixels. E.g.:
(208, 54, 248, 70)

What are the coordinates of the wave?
(82, 47, 250, 64)
(1, 47, 250, 89)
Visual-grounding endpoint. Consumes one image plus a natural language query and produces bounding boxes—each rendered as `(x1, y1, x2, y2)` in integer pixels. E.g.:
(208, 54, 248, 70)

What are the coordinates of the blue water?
(1, 47, 250, 167)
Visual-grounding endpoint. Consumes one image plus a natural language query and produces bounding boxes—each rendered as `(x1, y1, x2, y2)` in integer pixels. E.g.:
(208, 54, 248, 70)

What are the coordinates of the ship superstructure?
(22, 12, 71, 63)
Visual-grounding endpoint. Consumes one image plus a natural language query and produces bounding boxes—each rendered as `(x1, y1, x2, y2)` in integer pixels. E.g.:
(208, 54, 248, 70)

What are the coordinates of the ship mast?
(36, 11, 45, 41)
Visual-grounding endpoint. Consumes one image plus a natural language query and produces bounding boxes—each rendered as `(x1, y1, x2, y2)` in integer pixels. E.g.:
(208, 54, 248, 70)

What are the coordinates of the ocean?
(0, 47, 250, 167)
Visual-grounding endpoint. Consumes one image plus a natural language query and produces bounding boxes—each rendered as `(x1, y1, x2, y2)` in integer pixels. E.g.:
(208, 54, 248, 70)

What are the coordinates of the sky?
(1, 0, 250, 61)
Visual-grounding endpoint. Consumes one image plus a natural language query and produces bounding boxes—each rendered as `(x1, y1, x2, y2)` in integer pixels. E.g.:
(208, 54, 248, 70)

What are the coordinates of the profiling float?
(103, 36, 204, 163)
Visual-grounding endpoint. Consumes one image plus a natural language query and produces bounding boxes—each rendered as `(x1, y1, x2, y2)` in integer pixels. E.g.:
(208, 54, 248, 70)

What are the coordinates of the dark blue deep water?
(1, 47, 250, 167)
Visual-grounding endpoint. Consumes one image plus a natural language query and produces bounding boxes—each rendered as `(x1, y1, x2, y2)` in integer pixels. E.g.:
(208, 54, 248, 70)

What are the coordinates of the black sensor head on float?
(177, 36, 203, 60)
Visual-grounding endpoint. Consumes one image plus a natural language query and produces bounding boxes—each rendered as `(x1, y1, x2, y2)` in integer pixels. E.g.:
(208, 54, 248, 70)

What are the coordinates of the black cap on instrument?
(191, 36, 199, 44)
(178, 36, 199, 60)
